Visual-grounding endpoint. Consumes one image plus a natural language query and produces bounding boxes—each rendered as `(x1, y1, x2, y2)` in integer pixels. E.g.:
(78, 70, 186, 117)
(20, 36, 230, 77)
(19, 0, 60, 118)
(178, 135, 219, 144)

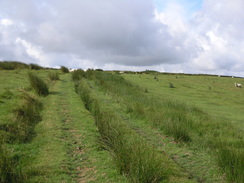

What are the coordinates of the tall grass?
(48, 72, 60, 81)
(0, 61, 29, 70)
(0, 92, 43, 143)
(0, 142, 25, 182)
(71, 69, 86, 81)
(215, 144, 244, 183)
(29, 63, 43, 70)
(84, 70, 243, 182)
(75, 80, 171, 182)
(28, 72, 49, 96)
(12, 92, 42, 142)
(60, 66, 69, 73)
(88, 71, 192, 142)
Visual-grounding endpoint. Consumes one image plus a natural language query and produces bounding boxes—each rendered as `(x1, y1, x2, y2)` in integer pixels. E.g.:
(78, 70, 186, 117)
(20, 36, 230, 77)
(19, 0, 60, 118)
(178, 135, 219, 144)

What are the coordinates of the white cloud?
(0, 0, 243, 77)
(15, 38, 42, 59)
(0, 19, 13, 26)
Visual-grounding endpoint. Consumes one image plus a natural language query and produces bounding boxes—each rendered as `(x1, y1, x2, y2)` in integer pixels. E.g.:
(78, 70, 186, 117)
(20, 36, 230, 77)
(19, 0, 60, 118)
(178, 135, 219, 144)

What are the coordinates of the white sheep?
(235, 83, 242, 88)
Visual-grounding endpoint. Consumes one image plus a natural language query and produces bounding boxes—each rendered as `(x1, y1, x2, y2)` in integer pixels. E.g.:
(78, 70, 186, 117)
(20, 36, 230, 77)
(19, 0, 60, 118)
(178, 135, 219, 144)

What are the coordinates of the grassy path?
(22, 73, 127, 182)
(56, 74, 127, 182)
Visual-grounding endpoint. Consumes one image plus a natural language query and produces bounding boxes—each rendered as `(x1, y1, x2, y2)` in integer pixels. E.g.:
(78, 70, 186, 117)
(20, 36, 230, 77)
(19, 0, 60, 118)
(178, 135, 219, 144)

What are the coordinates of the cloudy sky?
(0, 0, 244, 76)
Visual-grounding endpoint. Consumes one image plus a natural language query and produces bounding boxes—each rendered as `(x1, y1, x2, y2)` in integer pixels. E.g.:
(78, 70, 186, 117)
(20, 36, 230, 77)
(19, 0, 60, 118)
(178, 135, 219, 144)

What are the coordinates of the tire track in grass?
(76, 78, 196, 183)
(57, 76, 97, 182)
(58, 74, 127, 183)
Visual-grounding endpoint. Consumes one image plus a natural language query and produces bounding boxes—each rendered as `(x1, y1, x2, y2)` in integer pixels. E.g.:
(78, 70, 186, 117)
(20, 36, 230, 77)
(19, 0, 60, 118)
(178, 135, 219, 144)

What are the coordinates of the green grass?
(75, 79, 175, 182)
(48, 71, 59, 81)
(28, 72, 49, 96)
(122, 73, 244, 182)
(60, 66, 69, 73)
(79, 70, 243, 182)
(0, 70, 129, 182)
(0, 61, 29, 70)
(0, 66, 243, 183)
(123, 73, 244, 128)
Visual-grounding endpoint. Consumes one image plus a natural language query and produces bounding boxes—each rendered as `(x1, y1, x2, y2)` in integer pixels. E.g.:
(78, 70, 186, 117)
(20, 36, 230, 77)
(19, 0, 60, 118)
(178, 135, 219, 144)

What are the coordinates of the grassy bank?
(74, 70, 243, 183)
(1, 66, 243, 182)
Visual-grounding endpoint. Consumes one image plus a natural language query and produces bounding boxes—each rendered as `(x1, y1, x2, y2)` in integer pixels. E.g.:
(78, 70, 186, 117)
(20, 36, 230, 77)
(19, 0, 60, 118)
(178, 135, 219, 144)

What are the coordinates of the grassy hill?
(0, 64, 243, 182)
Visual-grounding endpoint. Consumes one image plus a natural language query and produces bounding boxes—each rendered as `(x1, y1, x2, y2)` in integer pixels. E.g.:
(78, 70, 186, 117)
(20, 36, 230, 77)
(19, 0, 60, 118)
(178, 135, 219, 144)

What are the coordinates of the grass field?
(0, 63, 243, 183)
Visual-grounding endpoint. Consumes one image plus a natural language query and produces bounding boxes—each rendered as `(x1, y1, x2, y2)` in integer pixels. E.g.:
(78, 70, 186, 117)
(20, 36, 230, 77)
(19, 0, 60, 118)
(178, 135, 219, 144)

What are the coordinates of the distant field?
(123, 73, 244, 129)
(0, 65, 243, 182)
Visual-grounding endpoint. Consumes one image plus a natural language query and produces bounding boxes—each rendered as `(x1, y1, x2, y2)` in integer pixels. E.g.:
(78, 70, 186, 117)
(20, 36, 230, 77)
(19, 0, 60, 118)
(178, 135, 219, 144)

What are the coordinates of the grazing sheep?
(235, 83, 242, 88)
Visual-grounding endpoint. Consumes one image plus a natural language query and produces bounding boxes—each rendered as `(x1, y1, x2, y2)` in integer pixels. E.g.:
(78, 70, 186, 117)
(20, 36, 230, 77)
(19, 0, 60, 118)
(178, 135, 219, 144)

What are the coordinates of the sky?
(0, 0, 244, 77)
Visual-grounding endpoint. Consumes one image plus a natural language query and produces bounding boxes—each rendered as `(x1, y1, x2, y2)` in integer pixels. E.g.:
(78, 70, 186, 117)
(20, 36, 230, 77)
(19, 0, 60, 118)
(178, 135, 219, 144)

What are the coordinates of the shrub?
(0, 61, 29, 70)
(48, 72, 59, 81)
(95, 69, 103, 71)
(29, 63, 43, 70)
(71, 69, 86, 81)
(28, 72, 49, 96)
(60, 66, 69, 73)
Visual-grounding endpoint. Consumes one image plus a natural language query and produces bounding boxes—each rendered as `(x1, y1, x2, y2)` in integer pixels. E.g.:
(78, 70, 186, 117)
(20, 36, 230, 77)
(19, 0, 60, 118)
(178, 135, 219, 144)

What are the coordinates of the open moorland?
(0, 61, 243, 183)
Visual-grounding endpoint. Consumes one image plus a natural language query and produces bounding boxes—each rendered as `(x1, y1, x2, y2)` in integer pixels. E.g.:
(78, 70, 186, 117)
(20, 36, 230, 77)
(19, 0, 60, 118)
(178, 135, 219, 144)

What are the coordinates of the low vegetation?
(48, 71, 60, 81)
(73, 70, 243, 182)
(0, 62, 243, 182)
(0, 142, 24, 183)
(61, 66, 69, 73)
(75, 80, 173, 182)
(0, 61, 29, 70)
(28, 72, 49, 96)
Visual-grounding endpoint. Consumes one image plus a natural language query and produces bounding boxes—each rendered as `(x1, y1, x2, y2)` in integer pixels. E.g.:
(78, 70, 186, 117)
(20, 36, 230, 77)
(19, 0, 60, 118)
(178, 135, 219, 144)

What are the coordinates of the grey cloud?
(0, 0, 189, 67)
(0, 0, 244, 76)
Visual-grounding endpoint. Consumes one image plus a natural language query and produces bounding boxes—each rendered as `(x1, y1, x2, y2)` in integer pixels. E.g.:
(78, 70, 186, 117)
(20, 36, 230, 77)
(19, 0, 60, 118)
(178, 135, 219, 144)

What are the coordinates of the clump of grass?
(215, 145, 244, 183)
(11, 92, 42, 142)
(29, 63, 43, 70)
(0, 143, 25, 182)
(28, 72, 49, 96)
(48, 72, 60, 81)
(71, 69, 86, 81)
(169, 82, 175, 88)
(0, 92, 43, 143)
(0, 89, 13, 100)
(60, 66, 69, 73)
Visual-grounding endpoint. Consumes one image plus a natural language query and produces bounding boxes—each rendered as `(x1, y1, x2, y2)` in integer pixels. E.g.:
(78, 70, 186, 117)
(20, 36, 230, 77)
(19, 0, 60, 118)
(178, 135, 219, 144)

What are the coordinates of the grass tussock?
(215, 145, 244, 183)
(0, 89, 14, 100)
(28, 72, 49, 96)
(0, 143, 25, 183)
(75, 80, 171, 183)
(60, 66, 69, 73)
(48, 72, 60, 81)
(71, 69, 86, 81)
(12, 92, 42, 143)
(0, 92, 43, 143)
